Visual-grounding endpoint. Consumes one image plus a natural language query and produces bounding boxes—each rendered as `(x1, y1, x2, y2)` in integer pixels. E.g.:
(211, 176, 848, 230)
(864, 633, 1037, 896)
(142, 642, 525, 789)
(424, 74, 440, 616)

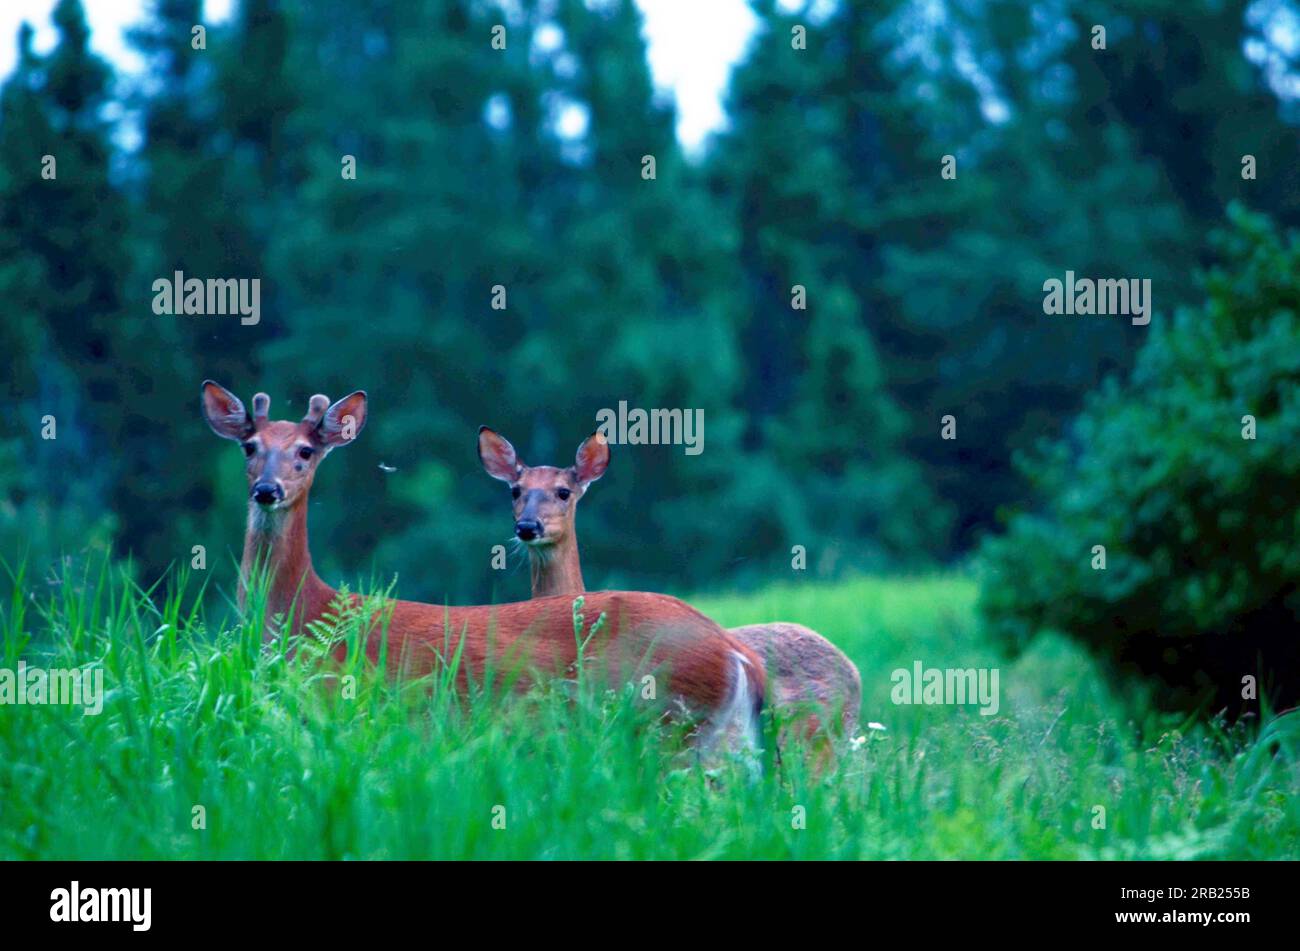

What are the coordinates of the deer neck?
(528, 532, 586, 599)
(240, 499, 335, 632)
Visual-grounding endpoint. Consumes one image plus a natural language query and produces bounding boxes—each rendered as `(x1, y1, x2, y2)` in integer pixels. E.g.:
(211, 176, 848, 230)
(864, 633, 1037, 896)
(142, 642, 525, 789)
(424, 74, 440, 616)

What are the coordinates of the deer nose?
(515, 519, 543, 541)
(252, 482, 283, 505)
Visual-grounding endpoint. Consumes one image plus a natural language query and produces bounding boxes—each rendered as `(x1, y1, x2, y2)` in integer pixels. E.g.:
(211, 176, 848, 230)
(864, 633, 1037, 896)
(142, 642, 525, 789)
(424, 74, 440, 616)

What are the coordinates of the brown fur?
(478, 427, 862, 742)
(203, 383, 765, 730)
(728, 623, 861, 738)
(478, 427, 605, 598)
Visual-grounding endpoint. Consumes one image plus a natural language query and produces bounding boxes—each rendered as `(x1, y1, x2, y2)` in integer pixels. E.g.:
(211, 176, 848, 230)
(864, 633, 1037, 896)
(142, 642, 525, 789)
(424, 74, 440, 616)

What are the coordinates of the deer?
(477, 426, 862, 751)
(200, 381, 766, 754)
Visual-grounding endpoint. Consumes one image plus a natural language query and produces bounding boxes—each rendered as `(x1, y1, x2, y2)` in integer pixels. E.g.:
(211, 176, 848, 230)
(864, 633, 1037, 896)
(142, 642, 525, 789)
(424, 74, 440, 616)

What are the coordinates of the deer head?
(201, 381, 368, 510)
(478, 426, 609, 548)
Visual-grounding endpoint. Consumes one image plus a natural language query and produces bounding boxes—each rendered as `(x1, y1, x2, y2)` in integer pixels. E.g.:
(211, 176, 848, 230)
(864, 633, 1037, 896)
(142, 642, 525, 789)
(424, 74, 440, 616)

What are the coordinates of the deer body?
(204, 382, 764, 750)
(725, 623, 861, 737)
(478, 427, 862, 742)
(241, 496, 747, 707)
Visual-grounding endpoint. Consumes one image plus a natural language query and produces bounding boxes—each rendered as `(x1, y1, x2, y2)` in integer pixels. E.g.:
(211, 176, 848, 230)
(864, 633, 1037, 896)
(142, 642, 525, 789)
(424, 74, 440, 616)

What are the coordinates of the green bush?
(979, 205, 1300, 711)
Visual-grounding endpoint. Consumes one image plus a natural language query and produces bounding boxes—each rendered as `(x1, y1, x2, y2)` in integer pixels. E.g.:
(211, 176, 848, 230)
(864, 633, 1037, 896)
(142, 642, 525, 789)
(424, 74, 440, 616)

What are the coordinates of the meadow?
(1, 560, 1294, 861)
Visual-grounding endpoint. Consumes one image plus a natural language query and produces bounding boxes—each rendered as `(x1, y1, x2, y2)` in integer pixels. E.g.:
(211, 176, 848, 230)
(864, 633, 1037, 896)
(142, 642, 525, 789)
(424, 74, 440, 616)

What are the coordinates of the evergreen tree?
(710, 0, 953, 556)
(0, 3, 125, 572)
(125, 0, 298, 579)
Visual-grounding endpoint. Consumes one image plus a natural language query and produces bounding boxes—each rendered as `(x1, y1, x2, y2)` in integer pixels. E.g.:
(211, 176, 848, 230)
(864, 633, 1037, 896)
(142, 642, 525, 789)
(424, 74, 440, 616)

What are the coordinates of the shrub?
(979, 205, 1300, 712)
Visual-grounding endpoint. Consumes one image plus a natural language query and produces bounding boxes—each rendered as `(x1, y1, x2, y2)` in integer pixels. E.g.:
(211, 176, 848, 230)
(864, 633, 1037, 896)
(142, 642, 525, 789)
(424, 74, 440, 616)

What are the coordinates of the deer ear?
(478, 427, 521, 482)
(201, 380, 254, 441)
(317, 391, 367, 448)
(573, 430, 610, 488)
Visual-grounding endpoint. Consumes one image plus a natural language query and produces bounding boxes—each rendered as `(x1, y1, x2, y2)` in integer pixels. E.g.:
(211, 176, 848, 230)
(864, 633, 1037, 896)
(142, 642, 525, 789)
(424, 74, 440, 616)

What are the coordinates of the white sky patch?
(556, 100, 589, 138)
(1246, 0, 1300, 99)
(0, 0, 757, 152)
(635, 0, 758, 151)
(1, 0, 1295, 151)
(0, 0, 234, 79)
(533, 21, 564, 54)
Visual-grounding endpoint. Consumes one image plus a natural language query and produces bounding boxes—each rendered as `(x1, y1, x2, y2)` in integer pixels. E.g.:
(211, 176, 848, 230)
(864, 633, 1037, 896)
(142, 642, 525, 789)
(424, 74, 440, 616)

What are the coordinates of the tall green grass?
(0, 561, 1295, 859)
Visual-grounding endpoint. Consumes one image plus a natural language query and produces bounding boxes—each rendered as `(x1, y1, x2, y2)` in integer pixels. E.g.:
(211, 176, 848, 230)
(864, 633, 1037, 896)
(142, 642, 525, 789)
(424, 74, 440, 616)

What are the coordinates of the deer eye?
(242, 442, 257, 457)
(556, 488, 571, 501)
(297, 446, 314, 461)
(511, 486, 521, 500)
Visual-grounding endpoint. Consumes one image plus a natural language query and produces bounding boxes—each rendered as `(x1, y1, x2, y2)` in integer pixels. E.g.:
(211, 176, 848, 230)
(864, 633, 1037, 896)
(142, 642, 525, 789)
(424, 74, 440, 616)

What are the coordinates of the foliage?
(0, 0, 1297, 713)
(979, 206, 1300, 710)
(2, 560, 1295, 859)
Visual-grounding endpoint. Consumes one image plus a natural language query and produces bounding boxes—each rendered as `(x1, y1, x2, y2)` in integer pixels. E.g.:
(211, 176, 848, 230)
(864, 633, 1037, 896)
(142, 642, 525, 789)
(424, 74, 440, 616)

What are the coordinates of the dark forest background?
(1, 1, 1297, 706)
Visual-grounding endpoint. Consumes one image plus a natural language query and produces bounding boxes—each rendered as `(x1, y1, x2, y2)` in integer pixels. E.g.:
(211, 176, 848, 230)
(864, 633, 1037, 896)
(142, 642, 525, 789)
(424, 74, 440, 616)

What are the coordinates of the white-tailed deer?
(478, 426, 861, 745)
(200, 382, 765, 752)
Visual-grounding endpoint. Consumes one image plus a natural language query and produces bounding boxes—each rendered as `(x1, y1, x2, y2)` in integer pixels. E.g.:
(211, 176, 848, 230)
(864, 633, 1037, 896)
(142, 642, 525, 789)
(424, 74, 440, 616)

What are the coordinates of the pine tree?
(710, 0, 952, 560)
(0, 8, 120, 570)
(126, 0, 300, 576)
